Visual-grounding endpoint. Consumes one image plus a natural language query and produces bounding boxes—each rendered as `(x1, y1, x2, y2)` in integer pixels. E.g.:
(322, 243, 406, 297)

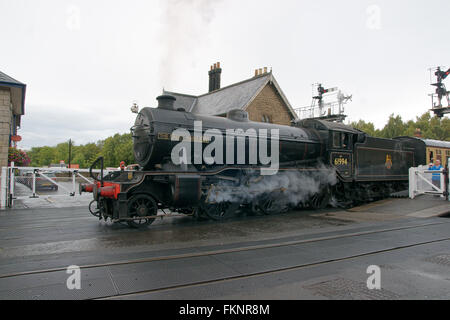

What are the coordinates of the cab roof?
(294, 119, 361, 134)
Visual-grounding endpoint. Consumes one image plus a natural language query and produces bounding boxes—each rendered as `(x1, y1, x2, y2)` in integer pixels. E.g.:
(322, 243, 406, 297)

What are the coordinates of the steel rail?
(0, 219, 448, 280)
(98, 236, 450, 300)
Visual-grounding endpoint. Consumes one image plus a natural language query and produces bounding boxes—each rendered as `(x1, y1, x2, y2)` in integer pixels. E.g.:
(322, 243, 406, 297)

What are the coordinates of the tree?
(100, 133, 134, 167)
(350, 112, 449, 141)
(380, 114, 406, 139)
(29, 146, 55, 167)
(349, 120, 381, 137)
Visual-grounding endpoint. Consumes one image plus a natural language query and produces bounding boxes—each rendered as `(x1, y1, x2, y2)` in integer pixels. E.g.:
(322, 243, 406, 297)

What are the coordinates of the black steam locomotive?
(81, 95, 426, 227)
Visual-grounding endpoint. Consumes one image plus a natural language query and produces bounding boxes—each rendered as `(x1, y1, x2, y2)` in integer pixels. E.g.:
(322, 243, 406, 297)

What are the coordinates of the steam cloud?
(158, 0, 222, 88)
(206, 165, 338, 208)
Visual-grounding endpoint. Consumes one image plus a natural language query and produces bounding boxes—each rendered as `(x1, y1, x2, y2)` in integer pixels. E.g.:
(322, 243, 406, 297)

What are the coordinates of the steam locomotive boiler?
(81, 95, 426, 227)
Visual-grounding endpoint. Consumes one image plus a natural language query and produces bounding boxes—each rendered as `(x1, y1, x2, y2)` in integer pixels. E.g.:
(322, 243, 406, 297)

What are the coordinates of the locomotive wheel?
(249, 200, 264, 215)
(89, 200, 101, 218)
(309, 185, 331, 210)
(258, 193, 290, 215)
(200, 201, 239, 221)
(127, 194, 157, 228)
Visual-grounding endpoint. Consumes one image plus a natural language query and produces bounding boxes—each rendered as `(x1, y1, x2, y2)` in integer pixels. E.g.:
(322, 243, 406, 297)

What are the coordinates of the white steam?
(206, 166, 338, 207)
(158, 0, 222, 88)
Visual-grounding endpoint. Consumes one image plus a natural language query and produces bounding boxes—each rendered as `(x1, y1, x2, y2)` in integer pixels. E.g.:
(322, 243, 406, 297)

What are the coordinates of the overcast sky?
(1, 0, 448, 150)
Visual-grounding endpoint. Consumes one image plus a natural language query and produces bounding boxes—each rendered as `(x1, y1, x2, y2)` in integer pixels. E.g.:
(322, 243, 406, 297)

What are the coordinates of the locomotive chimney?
(208, 62, 222, 92)
(156, 94, 176, 110)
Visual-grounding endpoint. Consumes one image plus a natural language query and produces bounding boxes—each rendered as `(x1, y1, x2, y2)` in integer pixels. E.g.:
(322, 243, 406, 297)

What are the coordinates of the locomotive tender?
(81, 95, 426, 227)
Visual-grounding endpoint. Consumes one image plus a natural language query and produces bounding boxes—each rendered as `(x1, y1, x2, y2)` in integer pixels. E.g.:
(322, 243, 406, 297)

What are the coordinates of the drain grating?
(424, 254, 450, 267)
(304, 278, 400, 300)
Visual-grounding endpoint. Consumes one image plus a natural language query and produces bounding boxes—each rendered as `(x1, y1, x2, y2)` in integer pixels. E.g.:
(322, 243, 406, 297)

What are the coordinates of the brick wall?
(0, 88, 12, 168)
(246, 83, 294, 126)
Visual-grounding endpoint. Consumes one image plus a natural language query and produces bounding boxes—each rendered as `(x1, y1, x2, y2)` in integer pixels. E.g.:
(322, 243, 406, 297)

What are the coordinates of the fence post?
(71, 170, 77, 196)
(409, 167, 415, 199)
(9, 162, 15, 207)
(0, 167, 7, 209)
(447, 158, 450, 202)
(31, 170, 37, 198)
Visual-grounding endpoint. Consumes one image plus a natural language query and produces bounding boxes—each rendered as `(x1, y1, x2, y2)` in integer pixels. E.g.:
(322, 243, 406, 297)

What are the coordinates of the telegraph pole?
(68, 139, 72, 169)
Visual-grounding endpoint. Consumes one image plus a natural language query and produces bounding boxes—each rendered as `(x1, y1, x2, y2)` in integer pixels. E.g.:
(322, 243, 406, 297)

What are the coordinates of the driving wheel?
(309, 185, 331, 210)
(200, 201, 239, 221)
(127, 194, 157, 228)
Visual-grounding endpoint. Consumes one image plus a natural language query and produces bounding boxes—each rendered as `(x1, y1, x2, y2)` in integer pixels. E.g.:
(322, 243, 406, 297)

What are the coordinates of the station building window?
(261, 115, 272, 123)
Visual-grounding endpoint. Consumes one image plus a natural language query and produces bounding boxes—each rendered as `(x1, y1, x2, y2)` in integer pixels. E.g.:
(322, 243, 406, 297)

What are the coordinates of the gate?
(0, 164, 117, 208)
(409, 162, 449, 200)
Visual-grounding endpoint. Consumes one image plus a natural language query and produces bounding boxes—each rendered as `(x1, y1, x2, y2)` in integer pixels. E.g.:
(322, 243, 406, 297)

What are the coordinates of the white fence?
(409, 164, 448, 200)
(0, 164, 117, 209)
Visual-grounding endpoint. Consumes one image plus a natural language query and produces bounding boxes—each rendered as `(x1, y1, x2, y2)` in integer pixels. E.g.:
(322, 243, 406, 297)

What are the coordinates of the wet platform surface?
(0, 195, 448, 300)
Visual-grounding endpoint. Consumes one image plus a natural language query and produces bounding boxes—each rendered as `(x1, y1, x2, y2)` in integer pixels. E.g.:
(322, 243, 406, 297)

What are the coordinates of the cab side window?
(333, 132, 341, 148)
(342, 133, 350, 149)
(332, 132, 351, 149)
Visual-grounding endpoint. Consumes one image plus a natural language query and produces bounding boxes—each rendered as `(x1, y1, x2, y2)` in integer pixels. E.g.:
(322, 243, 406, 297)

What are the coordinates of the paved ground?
(12, 179, 92, 209)
(0, 195, 448, 300)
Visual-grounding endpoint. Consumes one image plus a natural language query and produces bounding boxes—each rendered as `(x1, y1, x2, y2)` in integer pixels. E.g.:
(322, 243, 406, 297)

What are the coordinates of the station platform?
(0, 195, 448, 300)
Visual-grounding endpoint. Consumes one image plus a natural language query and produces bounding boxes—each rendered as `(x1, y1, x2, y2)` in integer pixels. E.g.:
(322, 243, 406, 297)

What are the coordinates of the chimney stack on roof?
(254, 67, 270, 77)
(208, 62, 222, 92)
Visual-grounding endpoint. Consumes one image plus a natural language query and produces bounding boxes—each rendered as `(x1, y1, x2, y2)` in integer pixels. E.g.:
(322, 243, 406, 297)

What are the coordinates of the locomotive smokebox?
(157, 95, 176, 110)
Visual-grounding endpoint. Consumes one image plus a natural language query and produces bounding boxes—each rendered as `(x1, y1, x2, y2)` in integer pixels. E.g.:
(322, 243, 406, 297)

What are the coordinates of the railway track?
(1, 219, 449, 299)
(102, 237, 450, 300)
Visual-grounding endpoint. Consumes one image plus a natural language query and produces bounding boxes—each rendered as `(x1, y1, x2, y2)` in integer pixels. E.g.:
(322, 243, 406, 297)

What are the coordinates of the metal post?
(9, 162, 15, 207)
(445, 157, 450, 201)
(1, 167, 8, 209)
(409, 167, 415, 199)
(100, 157, 104, 187)
(68, 139, 72, 170)
(71, 170, 77, 196)
(31, 170, 37, 198)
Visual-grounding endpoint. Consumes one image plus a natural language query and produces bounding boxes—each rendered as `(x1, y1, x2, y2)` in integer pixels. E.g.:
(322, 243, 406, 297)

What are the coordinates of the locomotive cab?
(328, 129, 355, 179)
(295, 119, 361, 180)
